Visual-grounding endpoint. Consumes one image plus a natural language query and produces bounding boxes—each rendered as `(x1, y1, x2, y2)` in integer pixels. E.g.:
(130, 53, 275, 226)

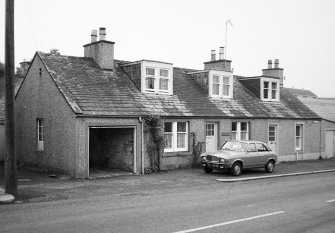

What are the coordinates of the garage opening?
(89, 127, 135, 176)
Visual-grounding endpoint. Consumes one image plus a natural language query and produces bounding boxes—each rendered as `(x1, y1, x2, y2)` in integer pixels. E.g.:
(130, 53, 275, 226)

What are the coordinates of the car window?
(256, 143, 268, 152)
(220, 141, 248, 151)
(247, 143, 257, 152)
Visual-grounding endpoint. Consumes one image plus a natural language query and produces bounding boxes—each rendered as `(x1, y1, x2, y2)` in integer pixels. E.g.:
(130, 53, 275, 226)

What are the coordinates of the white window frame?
(164, 121, 189, 152)
(145, 67, 155, 92)
(208, 70, 233, 98)
(231, 122, 249, 141)
(141, 60, 173, 95)
(37, 118, 44, 151)
(295, 123, 304, 151)
(261, 78, 280, 101)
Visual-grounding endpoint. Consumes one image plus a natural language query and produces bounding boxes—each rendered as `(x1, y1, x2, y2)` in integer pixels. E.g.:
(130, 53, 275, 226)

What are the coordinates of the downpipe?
(139, 117, 144, 174)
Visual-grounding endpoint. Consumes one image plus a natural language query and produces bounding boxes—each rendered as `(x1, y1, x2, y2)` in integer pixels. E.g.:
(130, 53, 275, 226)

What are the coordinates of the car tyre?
(265, 160, 275, 173)
(231, 162, 242, 176)
(203, 167, 213, 173)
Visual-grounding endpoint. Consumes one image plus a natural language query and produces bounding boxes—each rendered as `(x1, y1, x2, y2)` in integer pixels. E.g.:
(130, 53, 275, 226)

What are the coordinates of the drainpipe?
(139, 117, 145, 174)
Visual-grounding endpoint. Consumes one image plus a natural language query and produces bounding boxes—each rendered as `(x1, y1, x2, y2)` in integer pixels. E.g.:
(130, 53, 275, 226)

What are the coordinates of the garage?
(89, 127, 136, 175)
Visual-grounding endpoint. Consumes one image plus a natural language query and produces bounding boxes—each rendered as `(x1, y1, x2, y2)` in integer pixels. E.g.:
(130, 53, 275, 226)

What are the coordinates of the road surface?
(0, 172, 334, 233)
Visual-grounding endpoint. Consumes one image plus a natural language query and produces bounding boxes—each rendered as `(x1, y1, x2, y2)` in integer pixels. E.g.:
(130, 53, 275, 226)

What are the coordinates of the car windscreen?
(220, 141, 248, 151)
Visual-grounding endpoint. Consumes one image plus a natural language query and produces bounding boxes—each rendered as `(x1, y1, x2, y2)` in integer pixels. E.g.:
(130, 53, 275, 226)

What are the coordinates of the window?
(145, 68, 155, 91)
(272, 82, 278, 99)
(248, 143, 257, 152)
(231, 122, 249, 140)
(142, 60, 173, 95)
(262, 79, 279, 101)
(296, 124, 303, 150)
(209, 71, 232, 98)
(256, 143, 268, 152)
(222, 77, 230, 96)
(37, 118, 44, 151)
(164, 122, 173, 149)
(164, 122, 188, 152)
(206, 124, 215, 136)
(268, 125, 276, 142)
(263, 82, 269, 99)
(212, 75, 220, 95)
(159, 69, 169, 91)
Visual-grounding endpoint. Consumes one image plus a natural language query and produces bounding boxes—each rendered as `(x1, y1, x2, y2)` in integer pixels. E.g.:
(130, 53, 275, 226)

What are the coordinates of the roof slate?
(298, 97, 335, 123)
(285, 87, 318, 98)
(37, 52, 320, 120)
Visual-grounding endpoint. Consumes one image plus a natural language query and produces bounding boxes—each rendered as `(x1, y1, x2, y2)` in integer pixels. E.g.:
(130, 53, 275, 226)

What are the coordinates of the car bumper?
(202, 162, 230, 170)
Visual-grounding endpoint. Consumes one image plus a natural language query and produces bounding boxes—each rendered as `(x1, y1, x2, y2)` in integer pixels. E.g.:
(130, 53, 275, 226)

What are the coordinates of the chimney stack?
(99, 27, 106, 40)
(211, 50, 216, 61)
(84, 27, 115, 70)
(91, 30, 98, 42)
(219, 47, 224, 60)
(262, 59, 284, 86)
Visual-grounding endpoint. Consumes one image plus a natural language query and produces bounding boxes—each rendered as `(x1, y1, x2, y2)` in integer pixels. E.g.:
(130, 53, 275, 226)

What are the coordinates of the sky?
(0, 0, 335, 97)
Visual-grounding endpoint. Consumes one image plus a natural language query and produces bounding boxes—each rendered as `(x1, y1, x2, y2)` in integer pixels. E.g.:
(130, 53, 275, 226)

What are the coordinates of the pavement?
(0, 158, 335, 204)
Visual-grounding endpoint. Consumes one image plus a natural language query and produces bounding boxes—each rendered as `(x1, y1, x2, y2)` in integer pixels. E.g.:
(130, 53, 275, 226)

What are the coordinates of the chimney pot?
(99, 27, 106, 40)
(268, 59, 273, 69)
(211, 50, 216, 61)
(219, 47, 225, 60)
(274, 59, 279, 68)
(91, 30, 98, 42)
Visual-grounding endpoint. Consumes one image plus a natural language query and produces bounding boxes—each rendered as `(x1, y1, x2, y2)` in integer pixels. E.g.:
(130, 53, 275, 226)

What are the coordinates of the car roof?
(228, 140, 266, 144)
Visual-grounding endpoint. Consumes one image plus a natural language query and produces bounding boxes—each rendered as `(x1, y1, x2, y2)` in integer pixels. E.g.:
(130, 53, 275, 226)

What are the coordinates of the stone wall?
(15, 54, 76, 175)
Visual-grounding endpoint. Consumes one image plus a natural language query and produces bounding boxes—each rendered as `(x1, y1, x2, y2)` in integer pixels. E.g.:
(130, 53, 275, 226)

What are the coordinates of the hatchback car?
(201, 140, 278, 176)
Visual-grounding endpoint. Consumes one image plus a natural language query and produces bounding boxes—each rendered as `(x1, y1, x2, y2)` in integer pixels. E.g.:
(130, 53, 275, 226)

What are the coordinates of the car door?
(256, 143, 270, 165)
(245, 143, 258, 167)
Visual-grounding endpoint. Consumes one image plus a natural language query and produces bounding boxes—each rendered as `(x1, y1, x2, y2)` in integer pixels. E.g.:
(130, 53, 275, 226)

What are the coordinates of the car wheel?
(203, 167, 213, 173)
(265, 160, 275, 173)
(231, 162, 242, 176)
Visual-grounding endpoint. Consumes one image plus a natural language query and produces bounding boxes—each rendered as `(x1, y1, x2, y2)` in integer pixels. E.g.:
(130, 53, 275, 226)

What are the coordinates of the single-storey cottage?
(15, 28, 325, 178)
(295, 96, 335, 159)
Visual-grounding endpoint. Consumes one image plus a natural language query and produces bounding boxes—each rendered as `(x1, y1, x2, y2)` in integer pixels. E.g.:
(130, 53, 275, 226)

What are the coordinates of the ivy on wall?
(145, 115, 165, 173)
(191, 132, 204, 167)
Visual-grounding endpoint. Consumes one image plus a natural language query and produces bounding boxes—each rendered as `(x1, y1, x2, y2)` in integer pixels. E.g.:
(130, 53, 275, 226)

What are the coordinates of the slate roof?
(285, 87, 317, 98)
(35, 52, 320, 120)
(298, 97, 335, 123)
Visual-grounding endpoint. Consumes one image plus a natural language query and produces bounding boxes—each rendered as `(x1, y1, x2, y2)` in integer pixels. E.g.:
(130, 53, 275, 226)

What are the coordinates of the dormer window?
(261, 78, 280, 101)
(144, 66, 171, 93)
(121, 60, 173, 95)
(209, 70, 233, 98)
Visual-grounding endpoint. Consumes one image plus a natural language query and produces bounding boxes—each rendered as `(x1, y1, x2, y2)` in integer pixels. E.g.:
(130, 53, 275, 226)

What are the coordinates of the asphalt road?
(0, 172, 334, 233)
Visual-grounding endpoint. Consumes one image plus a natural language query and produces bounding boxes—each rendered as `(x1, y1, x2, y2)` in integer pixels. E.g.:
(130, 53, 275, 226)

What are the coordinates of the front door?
(268, 124, 278, 153)
(206, 123, 218, 153)
(325, 130, 335, 159)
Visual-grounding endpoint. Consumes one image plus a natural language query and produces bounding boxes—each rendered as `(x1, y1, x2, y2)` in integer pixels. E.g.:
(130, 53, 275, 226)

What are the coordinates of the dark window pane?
(146, 68, 155, 76)
(164, 122, 172, 132)
(232, 122, 237, 131)
(241, 122, 247, 131)
(160, 69, 168, 77)
(177, 122, 186, 132)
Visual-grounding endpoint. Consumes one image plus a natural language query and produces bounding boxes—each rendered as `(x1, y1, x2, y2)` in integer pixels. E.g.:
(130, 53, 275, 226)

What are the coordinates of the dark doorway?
(89, 127, 134, 173)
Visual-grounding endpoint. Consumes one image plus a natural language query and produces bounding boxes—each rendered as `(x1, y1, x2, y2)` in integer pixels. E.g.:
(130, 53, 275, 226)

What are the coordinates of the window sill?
(163, 151, 192, 157)
(144, 91, 172, 96)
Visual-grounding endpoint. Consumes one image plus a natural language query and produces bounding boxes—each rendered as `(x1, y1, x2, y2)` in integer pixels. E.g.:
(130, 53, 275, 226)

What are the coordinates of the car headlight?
(201, 156, 207, 162)
(219, 158, 225, 163)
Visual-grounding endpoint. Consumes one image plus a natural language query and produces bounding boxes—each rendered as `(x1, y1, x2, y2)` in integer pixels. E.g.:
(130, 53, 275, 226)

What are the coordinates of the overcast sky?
(1, 0, 334, 97)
